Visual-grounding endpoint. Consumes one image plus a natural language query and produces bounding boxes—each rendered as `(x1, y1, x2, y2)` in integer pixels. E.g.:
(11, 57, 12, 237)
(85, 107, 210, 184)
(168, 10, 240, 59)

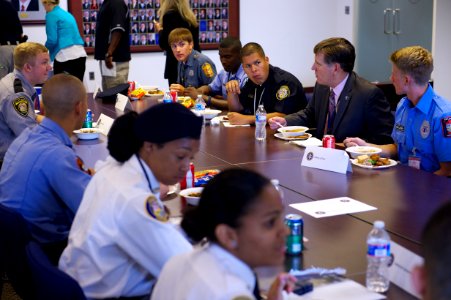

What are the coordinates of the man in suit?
(12, 0, 39, 11)
(269, 37, 394, 144)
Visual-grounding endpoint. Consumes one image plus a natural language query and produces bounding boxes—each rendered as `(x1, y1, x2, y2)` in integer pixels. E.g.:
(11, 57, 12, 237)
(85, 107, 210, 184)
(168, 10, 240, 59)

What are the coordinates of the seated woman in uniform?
(59, 103, 203, 300)
(151, 168, 297, 300)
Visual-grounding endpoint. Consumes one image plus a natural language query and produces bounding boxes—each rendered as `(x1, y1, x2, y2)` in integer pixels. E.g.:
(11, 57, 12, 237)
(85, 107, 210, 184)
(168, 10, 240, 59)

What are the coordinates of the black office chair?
(26, 241, 87, 300)
(0, 203, 34, 299)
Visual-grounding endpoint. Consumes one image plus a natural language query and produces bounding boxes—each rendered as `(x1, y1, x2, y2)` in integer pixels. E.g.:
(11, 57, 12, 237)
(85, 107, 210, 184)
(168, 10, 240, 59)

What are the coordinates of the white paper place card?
(289, 197, 377, 218)
(388, 241, 423, 298)
(96, 113, 114, 135)
(92, 85, 101, 100)
(301, 146, 352, 174)
(115, 93, 132, 111)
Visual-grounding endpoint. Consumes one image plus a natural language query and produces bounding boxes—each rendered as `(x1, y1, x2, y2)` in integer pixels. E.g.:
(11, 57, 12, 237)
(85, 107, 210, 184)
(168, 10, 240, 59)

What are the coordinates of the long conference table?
(74, 94, 451, 300)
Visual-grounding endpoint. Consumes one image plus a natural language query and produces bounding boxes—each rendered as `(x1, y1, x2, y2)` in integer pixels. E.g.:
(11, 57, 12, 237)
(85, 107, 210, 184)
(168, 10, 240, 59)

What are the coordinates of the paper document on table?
(285, 279, 385, 300)
(101, 61, 116, 77)
(290, 197, 377, 218)
(290, 138, 323, 147)
(222, 122, 250, 127)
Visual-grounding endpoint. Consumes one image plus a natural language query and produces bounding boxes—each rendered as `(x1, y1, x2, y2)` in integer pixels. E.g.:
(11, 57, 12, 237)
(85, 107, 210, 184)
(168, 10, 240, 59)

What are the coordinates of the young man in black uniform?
(226, 42, 308, 125)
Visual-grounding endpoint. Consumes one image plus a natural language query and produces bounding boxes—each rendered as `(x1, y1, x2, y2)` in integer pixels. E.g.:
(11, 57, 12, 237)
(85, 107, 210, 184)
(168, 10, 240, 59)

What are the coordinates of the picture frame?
(69, 0, 239, 53)
(12, 0, 47, 24)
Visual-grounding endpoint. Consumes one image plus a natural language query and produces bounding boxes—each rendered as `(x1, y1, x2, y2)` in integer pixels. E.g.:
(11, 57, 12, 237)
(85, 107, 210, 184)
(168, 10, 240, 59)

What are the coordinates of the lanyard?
(136, 153, 154, 194)
(253, 87, 266, 115)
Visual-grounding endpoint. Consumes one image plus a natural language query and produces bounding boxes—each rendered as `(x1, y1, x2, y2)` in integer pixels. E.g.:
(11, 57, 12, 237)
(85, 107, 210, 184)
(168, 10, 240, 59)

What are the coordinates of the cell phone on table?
(293, 281, 313, 296)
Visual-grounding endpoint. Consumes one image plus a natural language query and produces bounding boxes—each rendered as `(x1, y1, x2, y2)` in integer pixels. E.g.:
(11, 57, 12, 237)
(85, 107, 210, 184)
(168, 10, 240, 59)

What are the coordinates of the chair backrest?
(26, 241, 87, 300)
(0, 203, 33, 299)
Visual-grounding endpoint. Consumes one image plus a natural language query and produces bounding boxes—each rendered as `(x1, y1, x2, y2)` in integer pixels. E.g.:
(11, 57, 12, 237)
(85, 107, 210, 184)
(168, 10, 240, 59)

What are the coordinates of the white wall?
(22, 0, 450, 99)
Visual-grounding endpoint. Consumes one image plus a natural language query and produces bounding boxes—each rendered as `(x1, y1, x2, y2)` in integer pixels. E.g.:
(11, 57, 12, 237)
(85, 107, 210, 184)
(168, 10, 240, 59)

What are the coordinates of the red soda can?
(128, 81, 135, 94)
(322, 135, 336, 148)
(170, 90, 178, 102)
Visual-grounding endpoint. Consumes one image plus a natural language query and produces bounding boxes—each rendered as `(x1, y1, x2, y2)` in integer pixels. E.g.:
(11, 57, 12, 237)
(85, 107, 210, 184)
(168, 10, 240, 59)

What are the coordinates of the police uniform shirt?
(94, 0, 131, 62)
(238, 65, 307, 116)
(177, 49, 217, 88)
(392, 85, 451, 173)
(208, 64, 247, 99)
(151, 243, 257, 300)
(0, 118, 91, 243)
(59, 155, 193, 299)
(0, 70, 38, 159)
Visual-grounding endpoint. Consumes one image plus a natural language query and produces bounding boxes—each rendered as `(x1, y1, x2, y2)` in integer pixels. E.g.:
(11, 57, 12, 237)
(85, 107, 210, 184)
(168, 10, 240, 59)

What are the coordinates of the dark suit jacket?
(158, 10, 200, 84)
(285, 72, 394, 144)
(12, 0, 39, 11)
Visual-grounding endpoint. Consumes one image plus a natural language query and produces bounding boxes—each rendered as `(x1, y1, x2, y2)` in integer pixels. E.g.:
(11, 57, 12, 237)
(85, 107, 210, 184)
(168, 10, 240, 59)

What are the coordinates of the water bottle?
(270, 179, 284, 201)
(163, 92, 172, 104)
(366, 220, 391, 293)
(194, 94, 206, 111)
(255, 104, 267, 141)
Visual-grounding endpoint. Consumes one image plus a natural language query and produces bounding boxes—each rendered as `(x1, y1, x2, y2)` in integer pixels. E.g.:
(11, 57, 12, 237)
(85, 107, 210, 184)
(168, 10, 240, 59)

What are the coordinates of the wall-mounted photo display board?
(69, 0, 239, 53)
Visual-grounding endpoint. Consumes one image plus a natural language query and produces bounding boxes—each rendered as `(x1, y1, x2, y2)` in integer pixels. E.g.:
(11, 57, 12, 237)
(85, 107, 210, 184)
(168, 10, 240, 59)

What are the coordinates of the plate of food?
(351, 154, 397, 169)
(195, 169, 220, 187)
(179, 187, 204, 206)
(345, 146, 382, 158)
(277, 126, 309, 138)
(274, 132, 312, 141)
(144, 87, 164, 97)
(192, 109, 221, 119)
(73, 128, 101, 140)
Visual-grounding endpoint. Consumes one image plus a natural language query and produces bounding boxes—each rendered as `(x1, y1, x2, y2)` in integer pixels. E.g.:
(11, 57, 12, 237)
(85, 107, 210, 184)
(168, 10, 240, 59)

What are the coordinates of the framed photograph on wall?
(69, 0, 239, 53)
(12, 0, 47, 24)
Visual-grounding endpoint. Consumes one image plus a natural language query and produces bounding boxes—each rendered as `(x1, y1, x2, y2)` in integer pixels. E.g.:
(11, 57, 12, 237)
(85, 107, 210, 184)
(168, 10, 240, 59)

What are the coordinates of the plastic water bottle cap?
(374, 220, 385, 229)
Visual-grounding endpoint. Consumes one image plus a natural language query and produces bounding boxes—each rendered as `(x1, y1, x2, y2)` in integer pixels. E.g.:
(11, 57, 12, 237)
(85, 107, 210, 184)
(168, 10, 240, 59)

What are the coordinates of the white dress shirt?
(59, 155, 192, 299)
(151, 243, 257, 300)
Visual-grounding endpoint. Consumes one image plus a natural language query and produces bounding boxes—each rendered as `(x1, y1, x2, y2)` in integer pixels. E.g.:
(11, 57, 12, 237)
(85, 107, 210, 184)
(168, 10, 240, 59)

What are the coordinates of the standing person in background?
(42, 0, 87, 82)
(168, 28, 216, 96)
(344, 46, 451, 176)
(155, 0, 200, 86)
(0, 42, 51, 167)
(186, 37, 246, 110)
(151, 168, 296, 300)
(95, 0, 131, 91)
(0, 0, 27, 79)
(226, 42, 308, 125)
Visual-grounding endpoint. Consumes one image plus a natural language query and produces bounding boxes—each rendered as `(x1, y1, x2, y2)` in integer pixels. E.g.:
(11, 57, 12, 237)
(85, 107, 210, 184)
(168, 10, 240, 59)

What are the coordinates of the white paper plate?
(351, 158, 398, 169)
(274, 132, 312, 141)
(179, 187, 204, 206)
(73, 128, 100, 140)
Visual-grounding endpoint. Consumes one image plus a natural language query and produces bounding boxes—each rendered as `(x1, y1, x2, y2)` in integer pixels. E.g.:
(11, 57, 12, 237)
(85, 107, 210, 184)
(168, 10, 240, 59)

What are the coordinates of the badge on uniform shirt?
(441, 116, 451, 138)
(276, 85, 290, 100)
(188, 70, 194, 77)
(145, 195, 169, 222)
(12, 96, 29, 117)
(202, 62, 215, 78)
(420, 120, 430, 139)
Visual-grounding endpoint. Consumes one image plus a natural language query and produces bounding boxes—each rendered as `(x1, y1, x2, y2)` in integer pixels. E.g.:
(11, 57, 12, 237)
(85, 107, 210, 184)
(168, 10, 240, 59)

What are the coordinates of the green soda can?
(285, 214, 303, 255)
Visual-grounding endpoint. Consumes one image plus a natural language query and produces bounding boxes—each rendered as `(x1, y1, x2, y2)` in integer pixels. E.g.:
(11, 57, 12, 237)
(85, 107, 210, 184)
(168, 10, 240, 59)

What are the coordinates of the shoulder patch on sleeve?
(145, 195, 169, 222)
(202, 62, 215, 78)
(441, 116, 451, 138)
(276, 85, 290, 100)
(12, 96, 30, 117)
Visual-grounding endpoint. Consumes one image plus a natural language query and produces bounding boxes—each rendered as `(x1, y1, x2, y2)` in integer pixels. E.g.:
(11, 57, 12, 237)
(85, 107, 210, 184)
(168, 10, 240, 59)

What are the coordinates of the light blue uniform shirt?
(208, 64, 247, 99)
(0, 118, 91, 243)
(392, 85, 451, 172)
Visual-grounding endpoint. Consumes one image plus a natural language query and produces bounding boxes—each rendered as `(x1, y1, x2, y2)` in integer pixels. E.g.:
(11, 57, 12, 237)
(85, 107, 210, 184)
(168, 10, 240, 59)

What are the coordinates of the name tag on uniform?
(301, 146, 352, 174)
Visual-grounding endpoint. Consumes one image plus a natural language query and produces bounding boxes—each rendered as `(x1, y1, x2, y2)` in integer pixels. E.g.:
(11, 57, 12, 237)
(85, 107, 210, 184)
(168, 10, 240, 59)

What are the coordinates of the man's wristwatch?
(105, 53, 112, 59)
